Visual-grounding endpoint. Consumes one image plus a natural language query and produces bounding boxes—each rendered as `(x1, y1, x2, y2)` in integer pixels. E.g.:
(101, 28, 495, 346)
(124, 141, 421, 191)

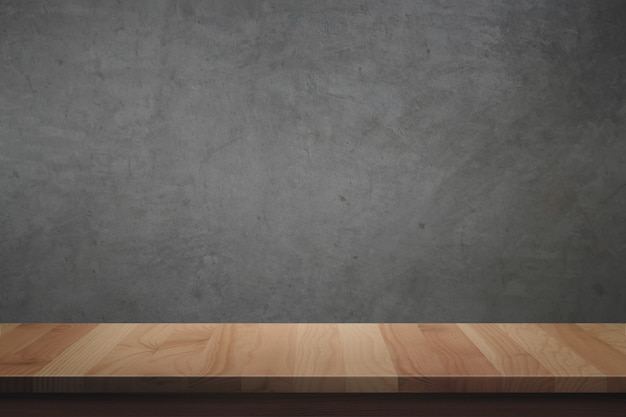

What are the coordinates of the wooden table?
(1, 323, 625, 416)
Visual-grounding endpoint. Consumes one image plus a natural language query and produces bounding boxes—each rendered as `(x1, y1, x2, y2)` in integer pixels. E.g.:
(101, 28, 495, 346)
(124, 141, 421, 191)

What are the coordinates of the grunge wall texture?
(1, 0, 625, 322)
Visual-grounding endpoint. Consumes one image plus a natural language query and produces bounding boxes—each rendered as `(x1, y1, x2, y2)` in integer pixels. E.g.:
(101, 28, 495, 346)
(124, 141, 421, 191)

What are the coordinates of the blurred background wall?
(1, 0, 625, 322)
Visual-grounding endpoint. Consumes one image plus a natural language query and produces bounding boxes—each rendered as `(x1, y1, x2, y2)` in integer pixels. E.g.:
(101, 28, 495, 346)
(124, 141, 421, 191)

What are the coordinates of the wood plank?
(237, 324, 297, 392)
(37, 324, 137, 376)
(539, 324, 626, 375)
(457, 324, 551, 376)
(418, 324, 501, 376)
(293, 323, 346, 392)
(0, 324, 624, 394)
(337, 324, 397, 392)
(0, 324, 97, 375)
(200, 324, 238, 376)
(554, 376, 607, 392)
(497, 324, 604, 377)
(458, 323, 554, 392)
(87, 324, 177, 375)
(379, 324, 448, 376)
(576, 324, 626, 355)
(238, 324, 297, 377)
(379, 323, 451, 392)
(0, 324, 58, 359)
(88, 324, 223, 377)
(155, 324, 218, 376)
(0, 323, 20, 336)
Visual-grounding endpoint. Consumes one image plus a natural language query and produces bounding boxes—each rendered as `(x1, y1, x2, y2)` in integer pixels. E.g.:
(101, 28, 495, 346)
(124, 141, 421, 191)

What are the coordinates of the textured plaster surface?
(1, 0, 625, 322)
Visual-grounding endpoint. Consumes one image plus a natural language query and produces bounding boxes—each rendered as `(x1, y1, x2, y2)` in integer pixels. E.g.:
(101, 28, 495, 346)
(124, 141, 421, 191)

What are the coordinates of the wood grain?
(1, 323, 625, 393)
(38, 324, 137, 376)
(0, 323, 20, 336)
(337, 324, 396, 392)
(0, 324, 97, 375)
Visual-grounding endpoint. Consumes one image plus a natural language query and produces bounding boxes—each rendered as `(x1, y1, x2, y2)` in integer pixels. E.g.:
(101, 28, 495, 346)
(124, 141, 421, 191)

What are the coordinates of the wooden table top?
(1, 323, 625, 393)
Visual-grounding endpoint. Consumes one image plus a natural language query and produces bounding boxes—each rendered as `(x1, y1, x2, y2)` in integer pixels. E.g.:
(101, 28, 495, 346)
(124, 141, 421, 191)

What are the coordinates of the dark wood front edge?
(1, 393, 625, 417)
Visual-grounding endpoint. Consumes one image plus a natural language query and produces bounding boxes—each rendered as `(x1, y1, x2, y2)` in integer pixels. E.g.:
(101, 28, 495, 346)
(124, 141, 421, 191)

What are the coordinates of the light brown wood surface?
(0, 323, 625, 393)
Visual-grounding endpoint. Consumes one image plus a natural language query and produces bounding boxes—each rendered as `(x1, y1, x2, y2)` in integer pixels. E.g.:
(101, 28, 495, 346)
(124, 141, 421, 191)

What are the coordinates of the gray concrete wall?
(1, 0, 625, 322)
